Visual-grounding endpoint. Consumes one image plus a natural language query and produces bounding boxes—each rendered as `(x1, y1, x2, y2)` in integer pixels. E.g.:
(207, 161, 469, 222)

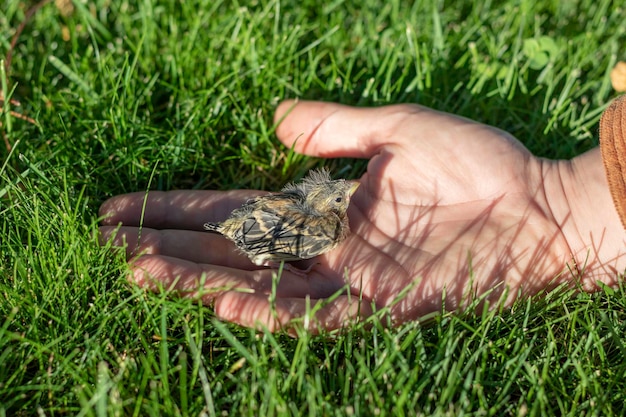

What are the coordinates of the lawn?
(1, 0, 626, 415)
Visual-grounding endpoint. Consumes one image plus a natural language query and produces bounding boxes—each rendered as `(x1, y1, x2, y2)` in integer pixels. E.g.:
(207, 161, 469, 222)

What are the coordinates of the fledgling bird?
(203, 168, 359, 267)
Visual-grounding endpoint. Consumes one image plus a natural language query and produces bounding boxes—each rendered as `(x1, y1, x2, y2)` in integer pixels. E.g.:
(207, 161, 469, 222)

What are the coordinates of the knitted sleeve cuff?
(599, 94, 626, 230)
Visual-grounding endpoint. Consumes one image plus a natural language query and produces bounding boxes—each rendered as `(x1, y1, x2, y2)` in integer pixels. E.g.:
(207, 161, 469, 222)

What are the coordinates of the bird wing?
(234, 206, 340, 262)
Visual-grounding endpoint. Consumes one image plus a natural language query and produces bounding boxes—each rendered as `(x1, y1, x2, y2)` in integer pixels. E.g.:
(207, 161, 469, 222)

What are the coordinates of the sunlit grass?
(1, 0, 625, 414)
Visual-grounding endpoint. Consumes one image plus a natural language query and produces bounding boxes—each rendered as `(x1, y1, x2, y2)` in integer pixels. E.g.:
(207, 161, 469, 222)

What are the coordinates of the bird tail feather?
(203, 222, 221, 232)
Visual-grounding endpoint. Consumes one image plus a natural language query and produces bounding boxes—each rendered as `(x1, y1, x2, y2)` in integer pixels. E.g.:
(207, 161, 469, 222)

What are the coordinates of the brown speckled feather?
(204, 169, 358, 266)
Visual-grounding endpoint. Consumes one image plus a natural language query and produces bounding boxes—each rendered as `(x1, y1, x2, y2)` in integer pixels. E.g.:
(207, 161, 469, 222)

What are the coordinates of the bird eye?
(335, 197, 343, 203)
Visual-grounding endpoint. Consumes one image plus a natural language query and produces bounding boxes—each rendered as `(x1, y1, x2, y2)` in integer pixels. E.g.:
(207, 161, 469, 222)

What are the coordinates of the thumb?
(274, 100, 407, 158)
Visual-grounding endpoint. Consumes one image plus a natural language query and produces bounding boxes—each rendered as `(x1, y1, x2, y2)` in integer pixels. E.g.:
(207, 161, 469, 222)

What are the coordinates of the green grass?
(1, 0, 626, 414)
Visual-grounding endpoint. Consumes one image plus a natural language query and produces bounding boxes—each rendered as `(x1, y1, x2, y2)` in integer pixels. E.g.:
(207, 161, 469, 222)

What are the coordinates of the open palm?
(100, 100, 581, 332)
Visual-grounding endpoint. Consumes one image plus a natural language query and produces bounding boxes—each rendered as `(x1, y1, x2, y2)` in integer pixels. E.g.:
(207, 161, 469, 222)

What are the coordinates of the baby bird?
(203, 168, 359, 267)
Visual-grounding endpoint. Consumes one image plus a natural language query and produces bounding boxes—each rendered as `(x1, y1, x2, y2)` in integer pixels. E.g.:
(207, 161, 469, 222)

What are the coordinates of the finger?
(99, 190, 263, 229)
(99, 225, 341, 272)
(214, 291, 374, 334)
(273, 100, 527, 162)
(99, 225, 259, 268)
(274, 100, 390, 159)
(128, 254, 344, 301)
(274, 99, 466, 159)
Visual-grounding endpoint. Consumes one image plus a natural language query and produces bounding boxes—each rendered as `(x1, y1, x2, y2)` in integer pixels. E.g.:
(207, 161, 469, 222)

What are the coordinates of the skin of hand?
(98, 100, 626, 334)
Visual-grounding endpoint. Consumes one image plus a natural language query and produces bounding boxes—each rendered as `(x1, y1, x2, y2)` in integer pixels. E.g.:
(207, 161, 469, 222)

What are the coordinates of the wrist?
(545, 147, 626, 289)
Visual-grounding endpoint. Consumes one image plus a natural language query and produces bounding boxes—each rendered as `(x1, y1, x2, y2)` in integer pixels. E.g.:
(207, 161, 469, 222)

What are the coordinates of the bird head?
(282, 168, 360, 215)
(305, 180, 360, 215)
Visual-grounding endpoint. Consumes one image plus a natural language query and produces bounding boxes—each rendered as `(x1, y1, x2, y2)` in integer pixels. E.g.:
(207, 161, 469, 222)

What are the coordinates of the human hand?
(99, 100, 625, 333)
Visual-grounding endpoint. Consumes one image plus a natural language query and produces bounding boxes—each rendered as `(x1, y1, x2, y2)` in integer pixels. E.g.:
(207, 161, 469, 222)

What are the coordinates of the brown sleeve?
(599, 94, 626, 230)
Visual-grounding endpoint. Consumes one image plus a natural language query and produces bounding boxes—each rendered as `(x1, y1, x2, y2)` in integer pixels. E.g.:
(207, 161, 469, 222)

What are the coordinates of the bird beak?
(348, 182, 360, 196)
